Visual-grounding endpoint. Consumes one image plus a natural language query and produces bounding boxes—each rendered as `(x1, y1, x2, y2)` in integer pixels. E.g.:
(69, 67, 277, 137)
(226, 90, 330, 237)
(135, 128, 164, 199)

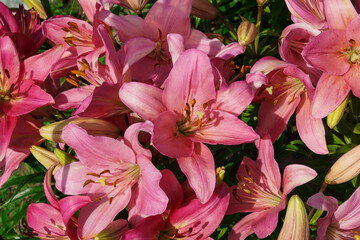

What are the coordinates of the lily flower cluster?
(1, 0, 360, 239)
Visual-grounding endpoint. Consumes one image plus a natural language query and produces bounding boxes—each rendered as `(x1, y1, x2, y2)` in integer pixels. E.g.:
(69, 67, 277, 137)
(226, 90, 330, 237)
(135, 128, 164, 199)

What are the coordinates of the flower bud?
(327, 94, 349, 129)
(278, 195, 309, 240)
(237, 21, 257, 46)
(30, 146, 61, 173)
(54, 148, 77, 166)
(191, 0, 219, 20)
(325, 144, 360, 184)
(40, 118, 121, 143)
(95, 219, 129, 240)
(118, 0, 148, 14)
(23, 0, 47, 19)
(216, 166, 225, 186)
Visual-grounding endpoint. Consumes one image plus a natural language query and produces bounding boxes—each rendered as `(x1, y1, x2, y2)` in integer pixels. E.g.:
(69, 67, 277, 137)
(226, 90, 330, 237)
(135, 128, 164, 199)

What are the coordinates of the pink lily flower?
(302, 0, 360, 118)
(120, 49, 258, 203)
(0, 36, 64, 162)
(122, 169, 230, 240)
(250, 57, 328, 154)
(307, 187, 360, 240)
(54, 122, 168, 239)
(98, 0, 242, 86)
(227, 137, 317, 240)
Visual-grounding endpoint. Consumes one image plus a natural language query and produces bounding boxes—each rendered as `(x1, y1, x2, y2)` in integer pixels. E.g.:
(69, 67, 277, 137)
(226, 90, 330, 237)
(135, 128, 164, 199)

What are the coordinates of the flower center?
(159, 227, 193, 240)
(343, 39, 360, 64)
(299, 0, 325, 21)
(62, 22, 94, 48)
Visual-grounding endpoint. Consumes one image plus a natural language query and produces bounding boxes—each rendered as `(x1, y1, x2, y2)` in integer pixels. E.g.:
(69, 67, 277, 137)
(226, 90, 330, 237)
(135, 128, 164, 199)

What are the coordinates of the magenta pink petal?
(324, 0, 357, 30)
(303, 30, 349, 75)
(119, 82, 165, 122)
(78, 0, 100, 22)
(78, 191, 132, 239)
(53, 85, 95, 111)
(143, 0, 191, 40)
(129, 155, 168, 218)
(22, 45, 65, 85)
(177, 142, 215, 204)
(228, 211, 265, 240)
(122, 215, 165, 240)
(44, 164, 60, 209)
(4, 82, 53, 116)
(167, 33, 185, 64)
(215, 81, 253, 115)
(152, 111, 193, 158)
(0, 2, 19, 32)
(296, 94, 328, 154)
(123, 121, 153, 159)
(163, 49, 216, 115)
(59, 195, 92, 228)
(97, 11, 144, 42)
(215, 42, 246, 59)
(282, 164, 317, 195)
(184, 29, 223, 56)
(0, 36, 20, 87)
(194, 110, 258, 145)
(311, 74, 351, 119)
(346, 15, 360, 43)
(0, 148, 27, 188)
(62, 124, 136, 170)
(0, 115, 17, 161)
(344, 64, 360, 98)
(159, 169, 184, 212)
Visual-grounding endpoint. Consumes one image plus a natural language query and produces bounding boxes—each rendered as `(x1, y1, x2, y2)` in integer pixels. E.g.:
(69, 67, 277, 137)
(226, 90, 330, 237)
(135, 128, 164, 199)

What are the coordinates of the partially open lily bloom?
(227, 137, 317, 240)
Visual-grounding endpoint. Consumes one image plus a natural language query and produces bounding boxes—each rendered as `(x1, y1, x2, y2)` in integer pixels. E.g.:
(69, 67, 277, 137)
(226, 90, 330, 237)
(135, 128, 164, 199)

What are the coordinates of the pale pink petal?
(167, 33, 185, 64)
(296, 93, 328, 154)
(152, 111, 193, 158)
(44, 164, 60, 209)
(0, 36, 20, 86)
(346, 15, 360, 43)
(0, 148, 27, 188)
(23, 45, 65, 85)
(169, 182, 229, 238)
(4, 82, 53, 116)
(62, 124, 136, 171)
(194, 110, 258, 145)
(78, 191, 132, 239)
(97, 11, 144, 42)
(229, 212, 262, 240)
(27, 203, 66, 237)
(177, 142, 215, 203)
(121, 37, 156, 75)
(53, 85, 95, 111)
(307, 192, 338, 239)
(0, 115, 17, 161)
(119, 82, 166, 122)
(143, 0, 191, 40)
(324, 0, 357, 30)
(250, 56, 289, 75)
(215, 81, 253, 115)
(245, 71, 268, 92)
(163, 49, 216, 115)
(344, 64, 360, 98)
(282, 164, 317, 196)
(124, 121, 153, 159)
(129, 155, 168, 217)
(215, 42, 246, 59)
(333, 187, 360, 230)
(78, 0, 100, 22)
(311, 74, 351, 119)
(184, 29, 223, 56)
(303, 30, 349, 75)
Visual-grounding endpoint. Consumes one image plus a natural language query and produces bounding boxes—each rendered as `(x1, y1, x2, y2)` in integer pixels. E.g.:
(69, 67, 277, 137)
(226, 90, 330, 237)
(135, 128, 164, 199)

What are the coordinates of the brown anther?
(207, 117, 212, 121)
(99, 169, 110, 175)
(232, 189, 242, 203)
(113, 178, 119, 187)
(96, 197, 101, 201)
(71, 70, 87, 77)
(197, 119, 202, 129)
(243, 176, 254, 184)
(69, 26, 80, 33)
(9, 83, 15, 93)
(62, 27, 70, 32)
(349, 39, 356, 45)
(109, 197, 114, 204)
(68, 22, 79, 28)
(83, 179, 95, 187)
(65, 75, 80, 87)
(78, 59, 90, 70)
(203, 102, 208, 109)
(64, 39, 76, 47)
(191, 98, 196, 107)
(4, 69, 10, 79)
(87, 172, 101, 178)
(157, 28, 162, 40)
(188, 227, 193, 234)
(245, 165, 252, 178)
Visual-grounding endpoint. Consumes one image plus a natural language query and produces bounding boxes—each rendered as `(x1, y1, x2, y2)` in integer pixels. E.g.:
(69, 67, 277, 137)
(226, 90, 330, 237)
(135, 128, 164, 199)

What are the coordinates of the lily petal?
(282, 164, 317, 196)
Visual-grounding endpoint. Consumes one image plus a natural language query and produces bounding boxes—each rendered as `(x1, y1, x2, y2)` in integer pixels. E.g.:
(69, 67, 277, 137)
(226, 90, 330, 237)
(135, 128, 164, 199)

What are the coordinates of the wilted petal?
(177, 142, 215, 203)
